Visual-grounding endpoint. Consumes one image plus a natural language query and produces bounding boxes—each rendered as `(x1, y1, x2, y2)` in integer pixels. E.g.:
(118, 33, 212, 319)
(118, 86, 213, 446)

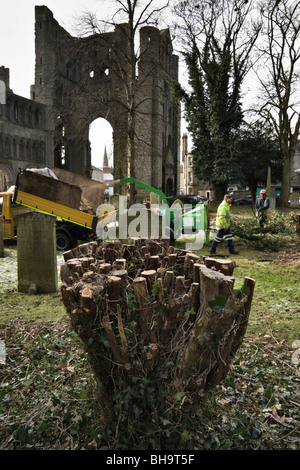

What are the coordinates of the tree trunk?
(278, 153, 292, 207)
(214, 182, 228, 202)
(60, 239, 255, 421)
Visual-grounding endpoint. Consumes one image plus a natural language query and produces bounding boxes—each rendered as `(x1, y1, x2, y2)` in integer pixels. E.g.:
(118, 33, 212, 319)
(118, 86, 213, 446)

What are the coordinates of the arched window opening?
(89, 118, 113, 186)
(166, 178, 173, 197)
(55, 117, 67, 168)
(14, 102, 18, 121)
(59, 146, 65, 166)
(35, 108, 39, 126)
(89, 118, 113, 169)
(28, 107, 33, 125)
(66, 62, 72, 79)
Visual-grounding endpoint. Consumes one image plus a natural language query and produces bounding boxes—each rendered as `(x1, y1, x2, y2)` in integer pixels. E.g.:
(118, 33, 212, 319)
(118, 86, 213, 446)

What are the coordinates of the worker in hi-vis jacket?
(210, 193, 239, 256)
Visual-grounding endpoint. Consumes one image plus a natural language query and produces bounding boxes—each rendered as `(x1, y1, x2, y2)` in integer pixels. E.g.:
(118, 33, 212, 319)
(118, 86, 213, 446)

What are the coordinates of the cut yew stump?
(60, 239, 255, 403)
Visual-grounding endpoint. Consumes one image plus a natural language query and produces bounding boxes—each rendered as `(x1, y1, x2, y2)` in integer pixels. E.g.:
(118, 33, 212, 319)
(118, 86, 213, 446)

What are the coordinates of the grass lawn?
(0, 207, 299, 450)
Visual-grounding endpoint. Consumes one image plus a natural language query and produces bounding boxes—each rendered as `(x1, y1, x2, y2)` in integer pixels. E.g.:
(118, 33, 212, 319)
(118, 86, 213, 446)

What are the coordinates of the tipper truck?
(0, 167, 113, 251)
(0, 169, 210, 250)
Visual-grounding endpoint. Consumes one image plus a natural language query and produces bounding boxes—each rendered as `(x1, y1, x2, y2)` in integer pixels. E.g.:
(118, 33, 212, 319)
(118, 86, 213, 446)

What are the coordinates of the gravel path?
(0, 243, 64, 293)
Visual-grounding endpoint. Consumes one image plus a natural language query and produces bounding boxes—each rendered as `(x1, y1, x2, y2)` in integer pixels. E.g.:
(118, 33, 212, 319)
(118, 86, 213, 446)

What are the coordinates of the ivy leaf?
(181, 429, 191, 442)
(174, 391, 186, 402)
(208, 295, 227, 314)
(154, 303, 168, 315)
(184, 307, 196, 318)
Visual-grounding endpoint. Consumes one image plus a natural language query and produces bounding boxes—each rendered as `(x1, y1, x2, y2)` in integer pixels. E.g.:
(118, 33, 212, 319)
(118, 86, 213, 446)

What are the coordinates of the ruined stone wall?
(136, 27, 181, 196)
(0, 67, 51, 187)
(0, 6, 180, 195)
(33, 6, 180, 196)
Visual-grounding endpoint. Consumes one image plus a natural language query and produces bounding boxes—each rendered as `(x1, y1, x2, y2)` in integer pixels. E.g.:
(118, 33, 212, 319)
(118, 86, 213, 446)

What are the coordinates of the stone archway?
(0, 164, 15, 189)
(89, 117, 113, 170)
(33, 6, 180, 197)
(166, 178, 174, 197)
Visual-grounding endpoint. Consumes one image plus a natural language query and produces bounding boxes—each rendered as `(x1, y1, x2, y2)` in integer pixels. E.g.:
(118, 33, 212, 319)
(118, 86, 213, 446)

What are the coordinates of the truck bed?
(16, 170, 82, 210)
(14, 189, 98, 230)
(14, 168, 111, 231)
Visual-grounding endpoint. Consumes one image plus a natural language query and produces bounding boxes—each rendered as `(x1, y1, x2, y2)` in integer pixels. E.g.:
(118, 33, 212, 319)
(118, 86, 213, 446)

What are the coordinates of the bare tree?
(255, 0, 300, 206)
(73, 0, 172, 203)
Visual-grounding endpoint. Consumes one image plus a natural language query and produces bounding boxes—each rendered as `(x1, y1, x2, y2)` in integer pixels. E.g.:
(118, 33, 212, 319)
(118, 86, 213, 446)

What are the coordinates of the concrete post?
(16, 211, 57, 293)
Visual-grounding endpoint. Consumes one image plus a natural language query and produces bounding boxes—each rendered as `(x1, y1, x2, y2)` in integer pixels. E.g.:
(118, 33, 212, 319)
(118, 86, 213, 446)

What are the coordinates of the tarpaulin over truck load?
(18, 168, 106, 214)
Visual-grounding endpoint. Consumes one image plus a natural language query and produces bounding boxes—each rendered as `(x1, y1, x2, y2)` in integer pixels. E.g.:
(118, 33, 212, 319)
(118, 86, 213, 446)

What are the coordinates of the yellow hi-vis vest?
(216, 200, 231, 230)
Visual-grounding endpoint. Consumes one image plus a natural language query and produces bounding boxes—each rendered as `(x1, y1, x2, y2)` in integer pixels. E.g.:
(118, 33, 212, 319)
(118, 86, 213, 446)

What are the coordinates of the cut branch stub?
(106, 275, 122, 314)
(204, 257, 235, 276)
(133, 276, 157, 345)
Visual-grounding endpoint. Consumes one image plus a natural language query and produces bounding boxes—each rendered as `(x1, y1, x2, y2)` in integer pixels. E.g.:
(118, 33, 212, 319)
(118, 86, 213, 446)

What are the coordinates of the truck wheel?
(56, 230, 73, 251)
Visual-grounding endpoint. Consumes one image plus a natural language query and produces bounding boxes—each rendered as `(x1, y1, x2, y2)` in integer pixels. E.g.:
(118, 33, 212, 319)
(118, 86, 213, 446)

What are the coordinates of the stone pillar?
(150, 193, 161, 206)
(16, 212, 57, 293)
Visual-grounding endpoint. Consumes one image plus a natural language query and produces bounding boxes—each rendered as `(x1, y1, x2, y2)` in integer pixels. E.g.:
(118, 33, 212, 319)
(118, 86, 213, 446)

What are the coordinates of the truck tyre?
(56, 229, 74, 251)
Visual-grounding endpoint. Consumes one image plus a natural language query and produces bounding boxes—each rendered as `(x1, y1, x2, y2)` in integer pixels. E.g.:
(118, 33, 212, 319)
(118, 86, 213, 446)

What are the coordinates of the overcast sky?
(0, 0, 108, 97)
(0, 0, 113, 167)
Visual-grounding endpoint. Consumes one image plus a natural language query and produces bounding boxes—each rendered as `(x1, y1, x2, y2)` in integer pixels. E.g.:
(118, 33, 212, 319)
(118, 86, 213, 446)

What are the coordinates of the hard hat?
(224, 193, 233, 203)
(260, 189, 267, 195)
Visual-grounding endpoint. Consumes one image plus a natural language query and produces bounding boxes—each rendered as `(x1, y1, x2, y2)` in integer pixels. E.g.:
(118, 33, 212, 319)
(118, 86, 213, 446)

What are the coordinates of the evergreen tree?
(236, 120, 282, 200)
(173, 0, 261, 200)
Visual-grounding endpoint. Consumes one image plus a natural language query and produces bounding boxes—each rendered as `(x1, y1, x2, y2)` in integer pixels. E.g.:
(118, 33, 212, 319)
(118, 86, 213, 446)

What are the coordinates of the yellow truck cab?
(0, 191, 16, 238)
(0, 190, 31, 239)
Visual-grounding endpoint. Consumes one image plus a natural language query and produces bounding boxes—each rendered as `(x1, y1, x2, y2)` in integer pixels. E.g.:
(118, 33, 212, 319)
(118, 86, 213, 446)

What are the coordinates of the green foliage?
(265, 211, 295, 236)
(173, 0, 260, 197)
(236, 120, 282, 193)
(230, 209, 296, 251)
(1, 228, 299, 450)
(0, 321, 98, 450)
(208, 295, 227, 314)
(184, 307, 196, 318)
(179, 45, 243, 197)
(1, 320, 298, 450)
(109, 364, 197, 450)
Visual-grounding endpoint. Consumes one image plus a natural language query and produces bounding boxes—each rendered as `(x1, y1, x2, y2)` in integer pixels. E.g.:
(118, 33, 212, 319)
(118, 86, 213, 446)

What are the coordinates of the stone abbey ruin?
(0, 6, 180, 196)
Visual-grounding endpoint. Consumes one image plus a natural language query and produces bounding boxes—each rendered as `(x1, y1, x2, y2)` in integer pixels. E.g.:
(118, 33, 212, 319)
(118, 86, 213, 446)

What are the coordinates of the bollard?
(16, 211, 57, 293)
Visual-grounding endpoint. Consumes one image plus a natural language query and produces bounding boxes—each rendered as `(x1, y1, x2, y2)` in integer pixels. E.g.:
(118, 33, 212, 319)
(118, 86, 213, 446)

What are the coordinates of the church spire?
(103, 145, 108, 168)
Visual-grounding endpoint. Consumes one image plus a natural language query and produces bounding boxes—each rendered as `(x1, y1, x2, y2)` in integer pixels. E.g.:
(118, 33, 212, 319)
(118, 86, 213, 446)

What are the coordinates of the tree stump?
(60, 239, 255, 420)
